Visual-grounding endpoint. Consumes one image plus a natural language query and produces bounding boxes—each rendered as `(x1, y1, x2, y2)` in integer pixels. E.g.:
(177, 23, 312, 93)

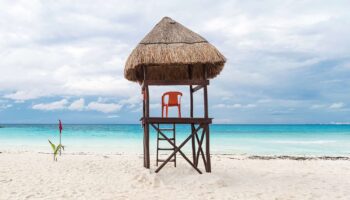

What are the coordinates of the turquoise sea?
(0, 124, 350, 156)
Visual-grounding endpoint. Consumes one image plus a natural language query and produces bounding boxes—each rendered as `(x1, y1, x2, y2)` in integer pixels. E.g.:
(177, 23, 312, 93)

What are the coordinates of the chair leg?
(161, 105, 164, 118)
(178, 105, 181, 118)
(166, 105, 168, 118)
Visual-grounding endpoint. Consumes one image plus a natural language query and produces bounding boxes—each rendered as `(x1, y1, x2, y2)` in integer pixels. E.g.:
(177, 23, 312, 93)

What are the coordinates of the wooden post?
(203, 65, 211, 172)
(203, 66, 208, 119)
(143, 66, 150, 169)
(142, 84, 146, 167)
(188, 65, 196, 165)
(142, 88, 145, 122)
(144, 121, 150, 168)
(205, 124, 211, 172)
(195, 127, 207, 171)
(173, 123, 176, 167)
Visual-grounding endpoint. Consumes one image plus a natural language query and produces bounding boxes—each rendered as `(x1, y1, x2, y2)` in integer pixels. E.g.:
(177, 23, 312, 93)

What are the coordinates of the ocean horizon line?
(1, 123, 350, 125)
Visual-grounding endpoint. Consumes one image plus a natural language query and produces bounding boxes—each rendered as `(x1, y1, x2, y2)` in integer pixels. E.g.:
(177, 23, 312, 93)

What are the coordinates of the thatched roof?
(124, 17, 226, 82)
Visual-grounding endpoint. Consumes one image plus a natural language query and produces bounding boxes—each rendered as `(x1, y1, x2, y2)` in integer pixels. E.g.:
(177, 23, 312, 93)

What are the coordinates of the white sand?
(1, 152, 350, 200)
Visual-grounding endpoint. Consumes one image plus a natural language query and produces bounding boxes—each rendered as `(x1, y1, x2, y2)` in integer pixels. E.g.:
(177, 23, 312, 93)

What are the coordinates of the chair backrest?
(162, 91, 182, 106)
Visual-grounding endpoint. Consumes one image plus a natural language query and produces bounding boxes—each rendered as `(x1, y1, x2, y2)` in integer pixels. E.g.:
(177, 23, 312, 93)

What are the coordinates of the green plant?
(48, 140, 64, 161)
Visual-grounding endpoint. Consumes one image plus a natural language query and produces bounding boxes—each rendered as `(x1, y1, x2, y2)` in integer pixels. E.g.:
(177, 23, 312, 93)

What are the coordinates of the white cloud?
(0, 1, 349, 123)
(213, 103, 256, 109)
(310, 103, 347, 110)
(31, 98, 125, 113)
(31, 98, 123, 113)
(32, 99, 68, 111)
(329, 102, 345, 109)
(4, 90, 47, 101)
(68, 98, 85, 111)
(310, 104, 326, 109)
(0, 104, 12, 110)
(0, 1, 138, 101)
(119, 95, 142, 109)
(86, 102, 122, 113)
(246, 104, 257, 108)
(1, 0, 348, 102)
(107, 115, 119, 118)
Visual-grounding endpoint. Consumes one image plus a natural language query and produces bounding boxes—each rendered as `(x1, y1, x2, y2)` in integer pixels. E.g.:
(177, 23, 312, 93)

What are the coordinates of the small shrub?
(48, 140, 64, 161)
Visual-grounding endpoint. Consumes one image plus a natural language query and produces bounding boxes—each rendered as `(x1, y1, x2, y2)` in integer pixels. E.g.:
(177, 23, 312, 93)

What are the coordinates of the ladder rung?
(157, 159, 175, 162)
(158, 148, 175, 151)
(159, 138, 174, 140)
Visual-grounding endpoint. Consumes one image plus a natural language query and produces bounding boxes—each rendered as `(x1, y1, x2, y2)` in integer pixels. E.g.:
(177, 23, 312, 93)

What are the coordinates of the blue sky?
(0, 0, 349, 124)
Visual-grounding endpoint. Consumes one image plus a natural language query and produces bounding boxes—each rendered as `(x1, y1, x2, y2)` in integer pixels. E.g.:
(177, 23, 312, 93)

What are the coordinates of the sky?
(0, 0, 349, 124)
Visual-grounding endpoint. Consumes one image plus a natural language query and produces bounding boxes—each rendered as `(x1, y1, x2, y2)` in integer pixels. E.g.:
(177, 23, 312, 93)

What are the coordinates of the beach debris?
(48, 140, 64, 161)
(0, 179, 12, 183)
(248, 155, 350, 161)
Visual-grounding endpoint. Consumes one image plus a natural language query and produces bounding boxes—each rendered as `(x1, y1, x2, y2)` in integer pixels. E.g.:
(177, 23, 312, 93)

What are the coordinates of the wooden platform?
(141, 117, 212, 124)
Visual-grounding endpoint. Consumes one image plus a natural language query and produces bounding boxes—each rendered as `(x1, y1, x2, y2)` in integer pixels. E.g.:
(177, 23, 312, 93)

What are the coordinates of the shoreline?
(1, 150, 350, 161)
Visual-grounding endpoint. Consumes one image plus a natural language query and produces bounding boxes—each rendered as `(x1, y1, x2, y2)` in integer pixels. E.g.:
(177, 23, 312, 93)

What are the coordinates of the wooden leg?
(143, 128, 146, 167)
(142, 90, 146, 167)
(156, 124, 159, 166)
(191, 124, 197, 166)
(195, 128, 207, 170)
(205, 125, 211, 172)
(173, 123, 176, 167)
(145, 123, 150, 169)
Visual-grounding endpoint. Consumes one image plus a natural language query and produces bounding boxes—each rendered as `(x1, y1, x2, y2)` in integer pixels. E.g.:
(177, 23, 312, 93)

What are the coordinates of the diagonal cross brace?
(195, 128, 207, 170)
(151, 123, 203, 174)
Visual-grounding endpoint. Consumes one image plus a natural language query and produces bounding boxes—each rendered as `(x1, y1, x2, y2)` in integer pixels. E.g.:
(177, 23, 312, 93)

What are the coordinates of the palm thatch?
(124, 17, 226, 82)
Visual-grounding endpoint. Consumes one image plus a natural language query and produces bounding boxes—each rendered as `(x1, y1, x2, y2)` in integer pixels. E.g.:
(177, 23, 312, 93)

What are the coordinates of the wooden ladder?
(156, 123, 176, 167)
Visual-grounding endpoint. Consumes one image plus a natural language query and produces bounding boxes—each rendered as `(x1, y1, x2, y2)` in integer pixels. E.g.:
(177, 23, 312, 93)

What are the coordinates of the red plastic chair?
(162, 91, 182, 118)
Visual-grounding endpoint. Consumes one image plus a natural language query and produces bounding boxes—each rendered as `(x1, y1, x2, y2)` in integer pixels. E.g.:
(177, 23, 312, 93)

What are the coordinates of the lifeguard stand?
(124, 17, 226, 173)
